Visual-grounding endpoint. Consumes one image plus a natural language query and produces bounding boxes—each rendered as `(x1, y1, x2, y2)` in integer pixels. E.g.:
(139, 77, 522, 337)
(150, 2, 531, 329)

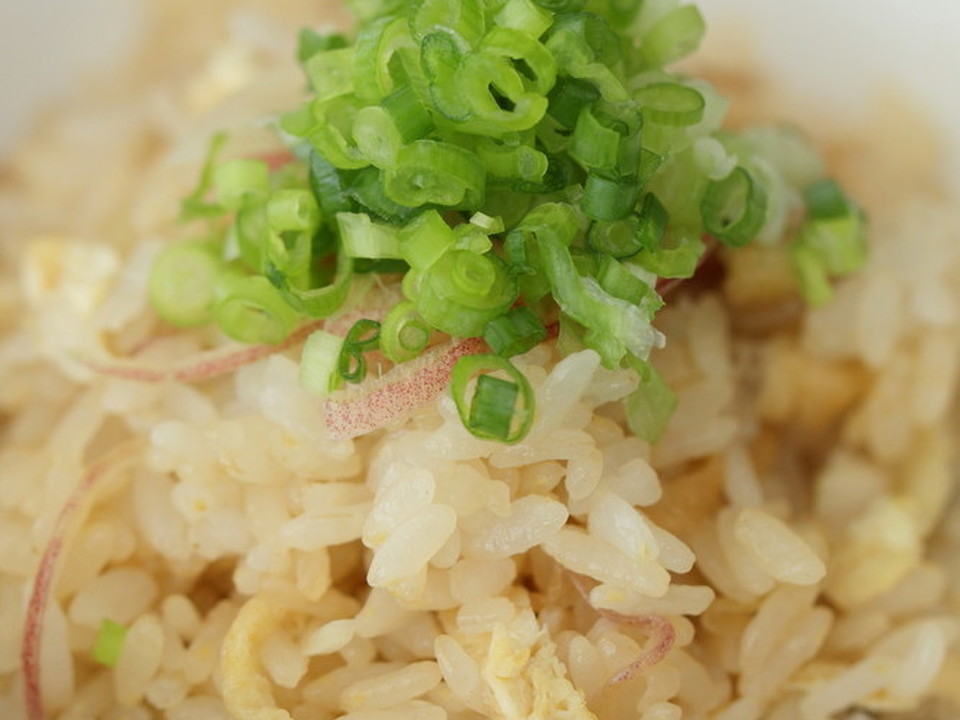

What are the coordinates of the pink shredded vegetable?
(81, 310, 385, 385)
(567, 570, 676, 684)
(324, 336, 489, 439)
(21, 444, 140, 720)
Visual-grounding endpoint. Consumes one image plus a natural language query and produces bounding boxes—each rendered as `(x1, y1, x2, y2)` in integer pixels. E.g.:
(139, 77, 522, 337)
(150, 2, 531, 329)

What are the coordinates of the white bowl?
(2, 0, 959, 197)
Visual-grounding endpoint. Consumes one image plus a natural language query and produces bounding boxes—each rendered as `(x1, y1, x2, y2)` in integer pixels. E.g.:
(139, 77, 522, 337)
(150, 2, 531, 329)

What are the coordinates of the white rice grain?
(434, 634, 485, 711)
(67, 567, 159, 629)
(733, 508, 826, 585)
(302, 619, 357, 657)
(542, 526, 670, 597)
(460, 495, 568, 559)
(114, 613, 164, 706)
(337, 700, 447, 720)
(367, 504, 457, 589)
(340, 661, 443, 712)
(449, 557, 517, 603)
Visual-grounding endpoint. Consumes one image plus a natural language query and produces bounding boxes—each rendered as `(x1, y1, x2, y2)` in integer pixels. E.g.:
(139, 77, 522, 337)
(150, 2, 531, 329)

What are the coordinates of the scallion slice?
(381, 301, 432, 363)
(700, 166, 768, 247)
(149, 241, 222, 328)
(91, 619, 127, 668)
(483, 306, 548, 357)
(450, 354, 535, 443)
(214, 272, 301, 345)
(300, 329, 345, 395)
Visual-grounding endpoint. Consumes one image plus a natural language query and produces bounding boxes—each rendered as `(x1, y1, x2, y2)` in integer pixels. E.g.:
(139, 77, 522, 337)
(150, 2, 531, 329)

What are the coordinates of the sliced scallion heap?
(150, 0, 867, 444)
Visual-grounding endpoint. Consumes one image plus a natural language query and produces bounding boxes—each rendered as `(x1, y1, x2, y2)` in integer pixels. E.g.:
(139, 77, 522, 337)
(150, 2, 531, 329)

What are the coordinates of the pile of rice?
(1, 2, 959, 719)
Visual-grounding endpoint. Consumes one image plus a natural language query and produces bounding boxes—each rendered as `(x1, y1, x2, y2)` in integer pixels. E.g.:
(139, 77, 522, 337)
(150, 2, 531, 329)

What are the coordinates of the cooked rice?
(1, 2, 960, 720)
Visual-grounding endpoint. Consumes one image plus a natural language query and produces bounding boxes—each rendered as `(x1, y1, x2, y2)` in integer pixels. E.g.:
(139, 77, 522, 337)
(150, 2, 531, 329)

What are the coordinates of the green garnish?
(150, 0, 868, 445)
(91, 619, 127, 668)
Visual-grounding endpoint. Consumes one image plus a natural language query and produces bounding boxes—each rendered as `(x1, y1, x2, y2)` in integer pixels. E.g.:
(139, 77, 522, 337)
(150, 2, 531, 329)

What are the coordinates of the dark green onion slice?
(803, 177, 851, 220)
(450, 353, 535, 443)
(581, 172, 641, 221)
(483, 306, 548, 357)
(338, 319, 382, 384)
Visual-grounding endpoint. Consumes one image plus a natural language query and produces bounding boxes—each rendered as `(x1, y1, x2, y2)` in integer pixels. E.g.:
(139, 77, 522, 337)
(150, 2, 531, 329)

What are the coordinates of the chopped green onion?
(546, 76, 601, 129)
(338, 318, 381, 384)
(483, 306, 547, 356)
(352, 105, 405, 170)
(469, 212, 505, 234)
(476, 137, 549, 182)
(536, 224, 658, 365)
(303, 47, 356, 101)
(637, 4, 706, 67)
(624, 360, 677, 443)
(308, 151, 355, 221)
(635, 192, 669, 251)
(235, 202, 268, 271)
(300, 330, 345, 395)
(799, 213, 866, 276)
(380, 85, 435, 142)
(803, 178, 852, 220)
(149, 241, 222, 328)
(344, 318, 382, 349)
(337, 212, 403, 259)
(346, 167, 420, 223)
(297, 28, 348, 65)
(214, 159, 270, 211)
(381, 301, 432, 362)
(531, 0, 585, 10)
(588, 192, 667, 259)
(635, 82, 705, 127)
(416, 249, 518, 336)
(479, 28, 557, 96)
(268, 244, 354, 318)
(495, 0, 553, 38)
(450, 353, 535, 442)
(411, 0, 486, 48)
(456, 52, 550, 134)
(596, 255, 662, 313)
(631, 231, 704, 278)
(700, 166, 768, 247)
(420, 32, 472, 121)
(581, 172, 641, 221)
(398, 210, 455, 270)
(214, 271, 301, 345)
(267, 189, 321, 233)
(302, 95, 370, 170)
(383, 140, 485, 207)
(180, 132, 227, 220)
(92, 619, 127, 668)
(791, 243, 833, 306)
(352, 15, 414, 102)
